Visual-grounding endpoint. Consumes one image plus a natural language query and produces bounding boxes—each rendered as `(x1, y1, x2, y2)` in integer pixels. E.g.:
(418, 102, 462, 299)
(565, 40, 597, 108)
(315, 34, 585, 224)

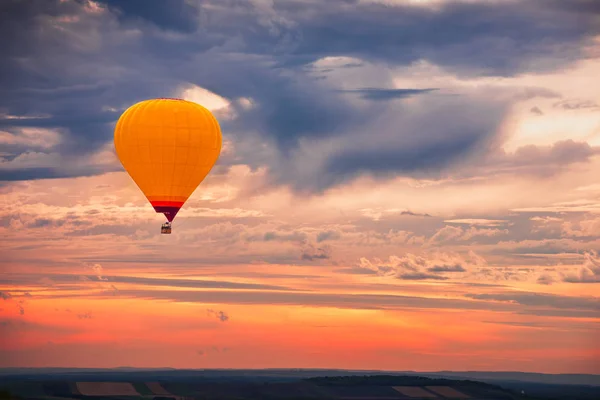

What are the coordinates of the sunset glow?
(1, 0, 599, 374)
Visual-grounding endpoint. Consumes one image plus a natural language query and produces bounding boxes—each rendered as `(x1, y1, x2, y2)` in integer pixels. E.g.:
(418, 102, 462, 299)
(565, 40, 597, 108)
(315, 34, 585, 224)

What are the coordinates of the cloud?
(95, 0, 201, 33)
(1, 3, 599, 372)
(84, 287, 600, 318)
(537, 273, 556, 285)
(358, 208, 432, 221)
(563, 251, 600, 283)
(77, 311, 93, 319)
(427, 264, 466, 273)
(312, 93, 508, 192)
(562, 216, 600, 238)
(0, 291, 26, 315)
(530, 106, 544, 115)
(356, 250, 486, 280)
(490, 140, 600, 175)
(443, 219, 508, 227)
(339, 87, 438, 101)
(2, 0, 599, 194)
(0, 127, 61, 153)
(250, 231, 307, 243)
(401, 272, 448, 281)
(513, 199, 600, 214)
(490, 238, 587, 258)
(481, 318, 600, 332)
(206, 309, 230, 322)
(0, 317, 83, 334)
(428, 225, 509, 244)
(465, 292, 600, 315)
(196, 345, 229, 357)
(343, 229, 426, 248)
(300, 243, 332, 261)
(0, 273, 299, 292)
(316, 230, 342, 243)
(280, 0, 599, 74)
(84, 262, 108, 281)
(554, 99, 600, 111)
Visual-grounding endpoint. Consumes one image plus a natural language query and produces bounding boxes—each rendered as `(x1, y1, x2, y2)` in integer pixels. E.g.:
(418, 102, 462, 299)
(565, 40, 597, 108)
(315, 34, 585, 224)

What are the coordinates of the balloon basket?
(161, 222, 172, 235)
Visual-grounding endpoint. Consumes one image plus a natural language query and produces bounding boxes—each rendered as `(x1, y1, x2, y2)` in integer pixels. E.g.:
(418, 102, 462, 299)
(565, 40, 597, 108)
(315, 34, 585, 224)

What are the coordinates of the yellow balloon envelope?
(114, 98, 222, 222)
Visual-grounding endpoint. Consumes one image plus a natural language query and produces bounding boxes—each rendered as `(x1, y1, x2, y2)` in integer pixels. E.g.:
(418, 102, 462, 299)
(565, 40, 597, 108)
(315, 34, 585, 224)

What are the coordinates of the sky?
(1, 0, 599, 374)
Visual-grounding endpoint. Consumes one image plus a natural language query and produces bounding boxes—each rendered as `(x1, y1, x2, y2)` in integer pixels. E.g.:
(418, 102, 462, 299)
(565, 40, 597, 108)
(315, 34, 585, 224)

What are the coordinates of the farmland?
(1, 370, 599, 400)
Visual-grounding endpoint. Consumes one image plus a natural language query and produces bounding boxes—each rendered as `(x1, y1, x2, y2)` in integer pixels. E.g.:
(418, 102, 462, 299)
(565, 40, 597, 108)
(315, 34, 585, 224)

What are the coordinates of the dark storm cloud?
(0, 165, 119, 182)
(325, 125, 491, 182)
(340, 88, 438, 101)
(95, 0, 200, 33)
(2, 0, 599, 189)
(543, 0, 600, 16)
(278, 0, 599, 75)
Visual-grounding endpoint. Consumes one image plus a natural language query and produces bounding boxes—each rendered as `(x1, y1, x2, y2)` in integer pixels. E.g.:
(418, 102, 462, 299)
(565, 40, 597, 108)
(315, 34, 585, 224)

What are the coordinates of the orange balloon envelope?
(114, 98, 222, 223)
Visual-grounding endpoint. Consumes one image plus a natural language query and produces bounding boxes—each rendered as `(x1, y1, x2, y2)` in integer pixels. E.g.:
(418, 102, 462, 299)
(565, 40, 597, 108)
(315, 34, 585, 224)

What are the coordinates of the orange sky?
(2, 161, 599, 372)
(1, 0, 600, 374)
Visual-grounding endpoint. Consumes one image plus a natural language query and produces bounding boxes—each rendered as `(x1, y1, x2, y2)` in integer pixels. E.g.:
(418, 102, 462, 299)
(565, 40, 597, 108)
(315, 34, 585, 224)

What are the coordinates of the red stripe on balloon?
(150, 201, 185, 207)
(150, 201, 184, 222)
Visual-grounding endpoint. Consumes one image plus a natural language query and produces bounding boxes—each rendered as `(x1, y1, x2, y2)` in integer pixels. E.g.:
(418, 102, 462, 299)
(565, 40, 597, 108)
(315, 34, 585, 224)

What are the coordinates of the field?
(0, 371, 599, 400)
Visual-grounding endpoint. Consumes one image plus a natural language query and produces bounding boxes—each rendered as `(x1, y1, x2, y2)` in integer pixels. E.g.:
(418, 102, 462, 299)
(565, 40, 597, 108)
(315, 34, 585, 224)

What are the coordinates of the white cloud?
(357, 250, 486, 279)
(0, 128, 61, 149)
(444, 219, 508, 227)
(563, 251, 600, 283)
(177, 84, 237, 120)
(178, 84, 258, 121)
(428, 225, 508, 244)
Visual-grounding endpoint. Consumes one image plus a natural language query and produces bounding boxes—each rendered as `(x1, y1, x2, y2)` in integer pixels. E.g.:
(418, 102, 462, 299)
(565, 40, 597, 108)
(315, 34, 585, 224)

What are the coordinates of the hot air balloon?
(114, 98, 222, 234)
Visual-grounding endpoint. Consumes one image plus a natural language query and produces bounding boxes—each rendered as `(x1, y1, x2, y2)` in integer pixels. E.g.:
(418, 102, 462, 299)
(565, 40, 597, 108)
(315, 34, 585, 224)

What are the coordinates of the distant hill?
(0, 368, 597, 386)
(398, 371, 600, 387)
(0, 374, 523, 400)
(1, 371, 599, 400)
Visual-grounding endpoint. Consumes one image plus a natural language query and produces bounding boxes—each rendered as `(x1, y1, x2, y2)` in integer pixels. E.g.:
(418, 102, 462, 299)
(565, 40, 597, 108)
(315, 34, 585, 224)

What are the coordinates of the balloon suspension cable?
(172, 217, 192, 230)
